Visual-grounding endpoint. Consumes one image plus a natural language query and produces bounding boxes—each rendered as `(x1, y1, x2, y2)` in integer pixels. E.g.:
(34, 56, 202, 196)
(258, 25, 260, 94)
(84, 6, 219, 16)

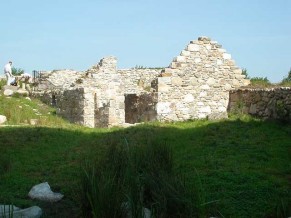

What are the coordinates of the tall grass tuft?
(0, 79, 6, 90)
(79, 144, 129, 218)
(0, 154, 12, 177)
(0, 205, 15, 218)
(79, 141, 207, 217)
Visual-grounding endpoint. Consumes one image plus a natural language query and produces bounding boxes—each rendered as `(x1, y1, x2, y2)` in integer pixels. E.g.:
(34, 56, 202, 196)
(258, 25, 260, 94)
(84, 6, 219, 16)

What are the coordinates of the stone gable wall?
(228, 88, 291, 121)
(155, 36, 249, 121)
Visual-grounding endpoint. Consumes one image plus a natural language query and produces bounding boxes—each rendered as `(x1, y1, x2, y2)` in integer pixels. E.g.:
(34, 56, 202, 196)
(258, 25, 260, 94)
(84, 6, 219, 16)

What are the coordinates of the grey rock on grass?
(28, 182, 64, 202)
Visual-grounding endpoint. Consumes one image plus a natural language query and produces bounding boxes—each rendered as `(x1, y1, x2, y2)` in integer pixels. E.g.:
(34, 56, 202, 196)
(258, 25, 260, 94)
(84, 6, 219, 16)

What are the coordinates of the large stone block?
(223, 53, 232, 60)
(218, 106, 226, 112)
(175, 56, 186, 63)
(194, 58, 201, 63)
(171, 77, 183, 86)
(180, 50, 191, 56)
(183, 94, 194, 102)
(4, 89, 14, 96)
(170, 62, 178, 68)
(232, 80, 240, 87)
(0, 205, 42, 218)
(198, 113, 207, 119)
(157, 102, 171, 114)
(206, 78, 216, 86)
(200, 84, 210, 90)
(198, 36, 211, 41)
(243, 79, 251, 86)
(233, 69, 243, 74)
(224, 84, 232, 90)
(190, 78, 199, 85)
(0, 115, 7, 124)
(162, 68, 173, 74)
(249, 104, 257, 114)
(158, 77, 171, 84)
(199, 91, 207, 97)
(206, 45, 212, 50)
(199, 106, 211, 113)
(158, 84, 170, 92)
(217, 59, 223, 65)
(187, 44, 200, 52)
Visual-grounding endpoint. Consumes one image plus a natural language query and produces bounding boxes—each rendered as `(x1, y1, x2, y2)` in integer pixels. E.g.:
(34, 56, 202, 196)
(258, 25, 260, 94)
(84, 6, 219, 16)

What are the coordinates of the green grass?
(248, 77, 271, 88)
(0, 95, 290, 217)
(0, 94, 74, 127)
(280, 81, 291, 87)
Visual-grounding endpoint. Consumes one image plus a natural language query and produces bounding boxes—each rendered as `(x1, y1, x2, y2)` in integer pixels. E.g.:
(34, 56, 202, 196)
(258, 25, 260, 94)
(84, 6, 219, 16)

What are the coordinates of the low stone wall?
(228, 87, 291, 121)
(35, 70, 84, 91)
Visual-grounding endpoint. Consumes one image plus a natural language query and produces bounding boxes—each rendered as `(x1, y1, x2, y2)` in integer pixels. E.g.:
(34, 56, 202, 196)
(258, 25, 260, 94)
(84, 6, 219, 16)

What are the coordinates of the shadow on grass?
(0, 119, 290, 217)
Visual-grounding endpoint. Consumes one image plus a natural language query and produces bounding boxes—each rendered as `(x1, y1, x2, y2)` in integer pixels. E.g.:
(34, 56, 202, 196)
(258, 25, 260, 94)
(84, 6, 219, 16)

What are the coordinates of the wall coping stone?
(231, 87, 291, 92)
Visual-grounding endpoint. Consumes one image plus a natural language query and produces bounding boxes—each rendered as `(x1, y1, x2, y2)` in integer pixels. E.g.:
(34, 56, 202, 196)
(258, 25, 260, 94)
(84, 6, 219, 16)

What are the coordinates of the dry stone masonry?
(118, 69, 161, 94)
(34, 36, 251, 127)
(228, 87, 291, 121)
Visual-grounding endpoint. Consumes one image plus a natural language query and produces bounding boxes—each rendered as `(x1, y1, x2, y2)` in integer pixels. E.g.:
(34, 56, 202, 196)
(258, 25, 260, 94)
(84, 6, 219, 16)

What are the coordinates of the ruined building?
(34, 37, 250, 127)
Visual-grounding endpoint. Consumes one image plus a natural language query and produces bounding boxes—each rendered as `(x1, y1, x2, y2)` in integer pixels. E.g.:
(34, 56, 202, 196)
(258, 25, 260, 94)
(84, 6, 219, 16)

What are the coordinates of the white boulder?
(4, 89, 14, 96)
(0, 115, 7, 124)
(28, 182, 64, 202)
(0, 205, 42, 218)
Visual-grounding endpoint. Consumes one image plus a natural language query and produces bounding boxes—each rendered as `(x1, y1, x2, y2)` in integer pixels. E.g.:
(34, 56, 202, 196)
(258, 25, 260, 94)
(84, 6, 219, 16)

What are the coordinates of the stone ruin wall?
(228, 88, 291, 121)
(118, 68, 161, 124)
(85, 57, 125, 127)
(56, 87, 86, 125)
(33, 36, 252, 127)
(33, 70, 85, 106)
(118, 69, 161, 94)
(34, 60, 162, 127)
(36, 70, 84, 90)
(155, 37, 249, 121)
(125, 93, 158, 124)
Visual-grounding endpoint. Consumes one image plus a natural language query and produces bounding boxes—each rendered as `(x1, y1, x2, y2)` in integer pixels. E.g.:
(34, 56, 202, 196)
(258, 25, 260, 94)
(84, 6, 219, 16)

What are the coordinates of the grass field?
(0, 94, 290, 217)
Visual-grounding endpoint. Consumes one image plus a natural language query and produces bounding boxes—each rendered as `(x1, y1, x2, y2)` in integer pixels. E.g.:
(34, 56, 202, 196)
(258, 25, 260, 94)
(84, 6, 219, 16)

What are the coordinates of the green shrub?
(280, 68, 291, 86)
(280, 81, 291, 86)
(275, 100, 290, 123)
(242, 68, 250, 79)
(0, 79, 6, 90)
(250, 77, 271, 87)
(11, 67, 24, 76)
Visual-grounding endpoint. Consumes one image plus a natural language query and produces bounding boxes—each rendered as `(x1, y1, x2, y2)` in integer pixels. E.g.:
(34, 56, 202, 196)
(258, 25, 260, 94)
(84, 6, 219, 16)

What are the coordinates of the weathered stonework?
(154, 36, 249, 121)
(228, 88, 291, 121)
(33, 36, 250, 127)
(125, 93, 158, 124)
(118, 69, 161, 94)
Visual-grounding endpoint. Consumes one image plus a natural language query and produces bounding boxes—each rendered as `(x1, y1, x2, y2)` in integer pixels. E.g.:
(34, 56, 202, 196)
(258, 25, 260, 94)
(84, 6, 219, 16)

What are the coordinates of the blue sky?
(1, 0, 290, 82)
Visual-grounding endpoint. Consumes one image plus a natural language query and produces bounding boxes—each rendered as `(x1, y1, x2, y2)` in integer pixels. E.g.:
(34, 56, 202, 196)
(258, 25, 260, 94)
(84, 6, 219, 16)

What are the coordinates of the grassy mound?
(0, 94, 290, 217)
